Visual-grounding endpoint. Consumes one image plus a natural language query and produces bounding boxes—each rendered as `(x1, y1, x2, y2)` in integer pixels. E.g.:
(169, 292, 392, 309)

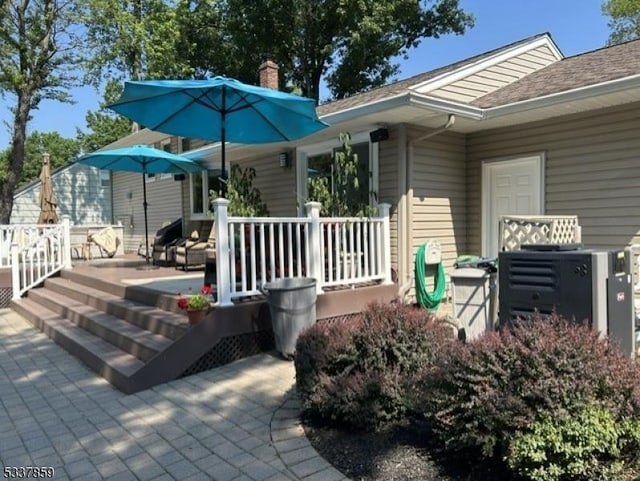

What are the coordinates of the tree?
(83, 0, 192, 83)
(221, 0, 474, 102)
(0, 0, 84, 223)
(602, 0, 640, 44)
(19, 131, 81, 186)
(77, 80, 132, 153)
(0, 131, 80, 189)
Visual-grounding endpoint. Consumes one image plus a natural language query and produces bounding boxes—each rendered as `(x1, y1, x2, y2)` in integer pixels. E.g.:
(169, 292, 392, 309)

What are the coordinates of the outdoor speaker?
(369, 128, 389, 143)
(174, 174, 186, 181)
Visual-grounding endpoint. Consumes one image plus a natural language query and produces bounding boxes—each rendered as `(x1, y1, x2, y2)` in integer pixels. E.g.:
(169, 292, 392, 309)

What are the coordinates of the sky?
(0, 0, 611, 151)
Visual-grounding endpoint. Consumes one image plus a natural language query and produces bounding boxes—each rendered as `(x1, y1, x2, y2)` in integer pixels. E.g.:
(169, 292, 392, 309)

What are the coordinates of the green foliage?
(77, 80, 132, 153)
(83, 0, 192, 83)
(295, 302, 453, 431)
(603, 0, 640, 45)
(208, 0, 474, 101)
(0, 0, 85, 223)
(19, 132, 81, 186)
(507, 405, 640, 481)
(210, 164, 269, 217)
(419, 314, 640, 468)
(307, 133, 376, 217)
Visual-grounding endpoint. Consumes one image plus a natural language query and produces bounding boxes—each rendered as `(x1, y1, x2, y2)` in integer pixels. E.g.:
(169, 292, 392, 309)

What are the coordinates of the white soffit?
(98, 128, 170, 151)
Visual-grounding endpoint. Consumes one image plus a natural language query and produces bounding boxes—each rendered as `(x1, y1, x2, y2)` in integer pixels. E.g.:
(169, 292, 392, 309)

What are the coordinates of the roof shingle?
(473, 38, 640, 108)
(317, 33, 550, 117)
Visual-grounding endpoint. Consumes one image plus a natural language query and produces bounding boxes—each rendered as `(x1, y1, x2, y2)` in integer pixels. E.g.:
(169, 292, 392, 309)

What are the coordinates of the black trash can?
(263, 278, 317, 359)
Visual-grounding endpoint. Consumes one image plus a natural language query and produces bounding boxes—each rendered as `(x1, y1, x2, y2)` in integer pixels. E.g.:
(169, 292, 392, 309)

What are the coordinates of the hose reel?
(415, 240, 446, 311)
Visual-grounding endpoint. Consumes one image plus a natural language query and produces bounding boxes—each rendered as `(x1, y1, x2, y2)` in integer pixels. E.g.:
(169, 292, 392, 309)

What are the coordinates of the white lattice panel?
(500, 215, 580, 252)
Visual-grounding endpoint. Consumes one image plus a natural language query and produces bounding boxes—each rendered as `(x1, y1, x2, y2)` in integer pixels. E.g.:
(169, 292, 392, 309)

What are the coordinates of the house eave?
(320, 92, 484, 127)
(411, 34, 563, 94)
(484, 74, 640, 119)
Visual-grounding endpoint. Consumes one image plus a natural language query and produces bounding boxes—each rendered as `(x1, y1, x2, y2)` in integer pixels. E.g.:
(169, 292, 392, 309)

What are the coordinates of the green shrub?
(419, 314, 640, 462)
(295, 302, 453, 431)
(507, 404, 640, 481)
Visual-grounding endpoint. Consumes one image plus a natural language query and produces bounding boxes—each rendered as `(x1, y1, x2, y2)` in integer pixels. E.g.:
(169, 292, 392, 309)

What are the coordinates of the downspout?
(398, 114, 456, 302)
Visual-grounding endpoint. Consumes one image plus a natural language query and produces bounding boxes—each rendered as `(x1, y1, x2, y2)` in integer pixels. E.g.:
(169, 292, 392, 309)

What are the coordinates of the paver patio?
(0, 309, 346, 481)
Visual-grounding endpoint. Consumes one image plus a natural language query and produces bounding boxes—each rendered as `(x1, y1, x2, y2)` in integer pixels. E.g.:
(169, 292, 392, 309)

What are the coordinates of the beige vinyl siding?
(112, 171, 182, 252)
(466, 102, 640, 253)
(429, 45, 558, 103)
(240, 152, 297, 217)
(11, 163, 111, 225)
(179, 150, 297, 231)
(410, 129, 467, 297)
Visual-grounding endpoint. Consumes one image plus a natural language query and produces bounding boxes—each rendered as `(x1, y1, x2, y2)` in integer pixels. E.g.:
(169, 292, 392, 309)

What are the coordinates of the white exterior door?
(482, 155, 544, 256)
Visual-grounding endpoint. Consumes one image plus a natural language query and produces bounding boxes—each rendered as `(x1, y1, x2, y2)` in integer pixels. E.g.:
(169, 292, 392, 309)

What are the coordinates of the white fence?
(1, 219, 72, 300)
(212, 200, 393, 306)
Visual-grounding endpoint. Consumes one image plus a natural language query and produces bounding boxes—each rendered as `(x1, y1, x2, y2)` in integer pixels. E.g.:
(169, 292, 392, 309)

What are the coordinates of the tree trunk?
(0, 93, 31, 224)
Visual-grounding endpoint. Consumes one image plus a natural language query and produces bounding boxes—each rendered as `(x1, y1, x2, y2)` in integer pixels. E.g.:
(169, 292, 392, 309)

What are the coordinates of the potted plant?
(210, 164, 269, 217)
(177, 285, 215, 324)
(210, 164, 270, 274)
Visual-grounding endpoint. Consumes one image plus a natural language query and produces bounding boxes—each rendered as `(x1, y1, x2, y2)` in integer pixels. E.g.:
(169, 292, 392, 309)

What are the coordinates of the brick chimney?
(259, 56, 279, 90)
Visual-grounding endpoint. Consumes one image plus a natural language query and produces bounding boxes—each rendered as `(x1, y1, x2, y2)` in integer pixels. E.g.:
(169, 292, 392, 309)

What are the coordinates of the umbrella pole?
(136, 173, 159, 270)
(220, 88, 227, 196)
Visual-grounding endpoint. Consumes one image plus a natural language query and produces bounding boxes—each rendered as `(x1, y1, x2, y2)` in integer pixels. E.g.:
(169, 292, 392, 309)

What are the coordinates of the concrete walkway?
(0, 309, 347, 481)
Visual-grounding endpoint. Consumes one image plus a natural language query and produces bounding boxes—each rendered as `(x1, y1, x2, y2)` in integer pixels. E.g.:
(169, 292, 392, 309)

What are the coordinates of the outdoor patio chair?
(174, 221, 215, 270)
(151, 218, 182, 265)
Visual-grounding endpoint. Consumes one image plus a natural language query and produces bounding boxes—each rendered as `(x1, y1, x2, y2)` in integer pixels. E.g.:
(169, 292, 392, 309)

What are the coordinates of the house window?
(190, 169, 222, 218)
(298, 132, 378, 216)
(181, 137, 191, 152)
(99, 170, 110, 187)
(145, 173, 156, 183)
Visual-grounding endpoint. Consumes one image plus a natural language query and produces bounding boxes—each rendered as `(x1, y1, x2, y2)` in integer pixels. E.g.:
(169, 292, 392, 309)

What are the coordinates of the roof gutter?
(319, 92, 483, 126)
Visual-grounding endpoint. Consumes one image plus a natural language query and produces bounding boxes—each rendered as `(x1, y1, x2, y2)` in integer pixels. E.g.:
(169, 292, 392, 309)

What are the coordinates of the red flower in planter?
(177, 285, 215, 310)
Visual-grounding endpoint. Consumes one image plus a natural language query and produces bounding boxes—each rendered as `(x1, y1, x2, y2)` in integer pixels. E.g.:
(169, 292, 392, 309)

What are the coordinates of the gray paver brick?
(280, 446, 319, 466)
(201, 460, 240, 481)
(95, 458, 129, 478)
(289, 457, 331, 478)
(302, 467, 347, 481)
(0, 312, 335, 481)
(64, 458, 97, 478)
(240, 459, 280, 481)
(273, 436, 309, 454)
(165, 458, 202, 479)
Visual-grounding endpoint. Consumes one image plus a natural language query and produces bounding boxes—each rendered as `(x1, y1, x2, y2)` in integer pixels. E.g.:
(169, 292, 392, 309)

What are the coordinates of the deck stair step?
(12, 298, 145, 390)
(59, 269, 183, 314)
(26, 288, 172, 362)
(44, 277, 188, 340)
(9, 261, 282, 394)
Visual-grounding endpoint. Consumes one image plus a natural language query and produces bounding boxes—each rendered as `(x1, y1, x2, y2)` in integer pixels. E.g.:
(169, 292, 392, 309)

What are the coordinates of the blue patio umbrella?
(76, 145, 204, 265)
(108, 77, 329, 193)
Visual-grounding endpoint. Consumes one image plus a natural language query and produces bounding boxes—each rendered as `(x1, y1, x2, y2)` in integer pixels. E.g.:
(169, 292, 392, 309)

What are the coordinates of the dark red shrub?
(419, 313, 640, 460)
(295, 301, 454, 431)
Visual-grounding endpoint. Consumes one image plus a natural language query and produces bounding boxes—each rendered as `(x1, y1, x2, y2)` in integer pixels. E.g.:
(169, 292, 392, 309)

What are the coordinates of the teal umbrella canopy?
(76, 144, 204, 175)
(108, 77, 328, 144)
(76, 145, 204, 265)
(108, 77, 329, 193)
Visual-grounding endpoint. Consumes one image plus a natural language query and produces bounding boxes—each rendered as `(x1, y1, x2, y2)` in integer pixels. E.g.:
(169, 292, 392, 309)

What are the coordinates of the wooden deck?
(10, 254, 398, 393)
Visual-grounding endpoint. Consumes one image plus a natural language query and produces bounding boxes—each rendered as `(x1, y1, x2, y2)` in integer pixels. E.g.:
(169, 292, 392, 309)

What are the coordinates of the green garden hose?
(415, 243, 446, 311)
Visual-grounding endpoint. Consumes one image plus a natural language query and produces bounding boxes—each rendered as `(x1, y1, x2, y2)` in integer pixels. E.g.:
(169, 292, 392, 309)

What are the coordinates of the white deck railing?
(212, 200, 392, 306)
(1, 219, 72, 300)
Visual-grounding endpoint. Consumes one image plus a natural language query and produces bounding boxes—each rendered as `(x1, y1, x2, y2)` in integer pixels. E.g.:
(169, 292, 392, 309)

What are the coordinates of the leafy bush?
(419, 314, 640, 464)
(506, 404, 640, 481)
(295, 302, 453, 431)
